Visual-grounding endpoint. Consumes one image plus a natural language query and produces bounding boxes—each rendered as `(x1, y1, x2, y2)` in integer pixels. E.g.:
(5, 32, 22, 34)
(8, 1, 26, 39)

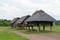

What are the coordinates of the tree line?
(0, 19, 59, 26)
(0, 19, 11, 26)
(56, 20, 60, 25)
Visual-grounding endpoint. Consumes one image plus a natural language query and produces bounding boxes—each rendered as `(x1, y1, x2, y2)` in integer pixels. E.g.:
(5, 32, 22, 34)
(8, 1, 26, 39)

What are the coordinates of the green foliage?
(0, 19, 11, 26)
(56, 20, 60, 25)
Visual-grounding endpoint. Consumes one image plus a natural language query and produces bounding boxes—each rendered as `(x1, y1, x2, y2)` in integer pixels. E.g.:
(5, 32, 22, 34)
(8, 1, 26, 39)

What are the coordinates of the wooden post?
(53, 22, 55, 26)
(39, 25, 40, 31)
(16, 26, 19, 30)
(50, 22, 53, 32)
(14, 24, 16, 28)
(50, 26, 52, 32)
(37, 26, 40, 32)
(25, 27, 27, 30)
(37, 24, 40, 32)
(31, 26, 33, 31)
(20, 26, 22, 30)
(43, 25, 45, 31)
(28, 27, 30, 31)
(22, 27, 24, 30)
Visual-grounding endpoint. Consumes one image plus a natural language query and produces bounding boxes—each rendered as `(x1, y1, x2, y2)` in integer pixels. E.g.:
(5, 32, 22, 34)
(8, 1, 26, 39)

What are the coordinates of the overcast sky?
(0, 0, 60, 20)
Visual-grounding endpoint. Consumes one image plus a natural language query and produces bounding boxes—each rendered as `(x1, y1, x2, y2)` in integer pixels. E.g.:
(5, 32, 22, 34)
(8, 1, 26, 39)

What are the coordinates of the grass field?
(0, 26, 60, 40)
(0, 27, 29, 40)
(18, 25, 60, 34)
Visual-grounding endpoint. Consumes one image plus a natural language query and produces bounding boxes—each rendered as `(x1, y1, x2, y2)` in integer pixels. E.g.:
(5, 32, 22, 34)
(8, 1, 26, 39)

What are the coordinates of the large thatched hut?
(15, 15, 30, 30)
(26, 10, 56, 32)
(10, 17, 20, 28)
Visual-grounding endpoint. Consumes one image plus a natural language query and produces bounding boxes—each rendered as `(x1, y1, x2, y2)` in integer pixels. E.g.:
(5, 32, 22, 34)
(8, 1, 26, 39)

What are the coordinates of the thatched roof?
(16, 15, 30, 24)
(26, 10, 56, 22)
(11, 17, 20, 24)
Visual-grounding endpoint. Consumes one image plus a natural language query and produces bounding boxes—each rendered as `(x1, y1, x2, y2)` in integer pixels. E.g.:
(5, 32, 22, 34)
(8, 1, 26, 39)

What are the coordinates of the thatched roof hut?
(10, 17, 20, 28)
(26, 10, 55, 22)
(15, 15, 30, 30)
(16, 15, 30, 24)
(26, 10, 56, 32)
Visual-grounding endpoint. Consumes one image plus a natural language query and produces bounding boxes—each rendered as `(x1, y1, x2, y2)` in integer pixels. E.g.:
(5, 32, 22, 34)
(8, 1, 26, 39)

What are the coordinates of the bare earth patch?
(12, 31, 60, 40)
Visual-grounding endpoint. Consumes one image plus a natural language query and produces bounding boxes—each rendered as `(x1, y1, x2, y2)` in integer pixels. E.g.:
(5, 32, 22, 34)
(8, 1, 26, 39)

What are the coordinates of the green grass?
(18, 25, 60, 34)
(0, 27, 29, 40)
(0, 26, 60, 40)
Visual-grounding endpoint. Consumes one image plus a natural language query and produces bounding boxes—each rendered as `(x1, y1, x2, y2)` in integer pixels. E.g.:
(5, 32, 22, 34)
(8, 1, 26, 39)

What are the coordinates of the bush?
(0, 19, 11, 26)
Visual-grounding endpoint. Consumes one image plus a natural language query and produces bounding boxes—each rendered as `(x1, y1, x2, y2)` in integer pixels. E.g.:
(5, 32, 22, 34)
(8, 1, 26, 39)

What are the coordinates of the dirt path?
(12, 31, 60, 40)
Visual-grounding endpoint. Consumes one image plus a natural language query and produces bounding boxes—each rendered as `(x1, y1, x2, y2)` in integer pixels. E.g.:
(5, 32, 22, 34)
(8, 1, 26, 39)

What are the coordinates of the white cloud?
(16, 0, 60, 20)
(0, 0, 59, 20)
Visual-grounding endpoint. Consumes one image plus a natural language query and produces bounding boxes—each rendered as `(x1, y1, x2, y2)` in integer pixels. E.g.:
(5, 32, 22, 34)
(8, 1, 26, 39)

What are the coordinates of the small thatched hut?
(10, 17, 20, 28)
(26, 10, 56, 32)
(15, 15, 30, 30)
